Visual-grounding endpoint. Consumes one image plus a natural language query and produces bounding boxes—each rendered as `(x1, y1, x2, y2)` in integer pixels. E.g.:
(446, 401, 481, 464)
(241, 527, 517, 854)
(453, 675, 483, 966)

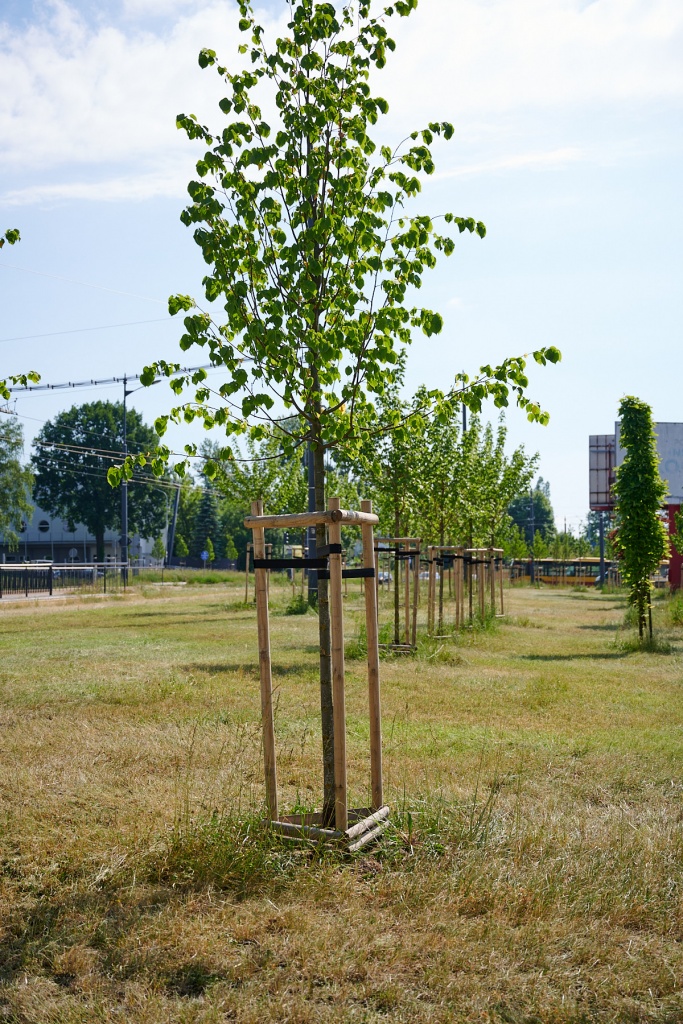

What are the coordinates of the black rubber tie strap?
(318, 567, 376, 580)
(317, 544, 343, 557)
(253, 557, 328, 570)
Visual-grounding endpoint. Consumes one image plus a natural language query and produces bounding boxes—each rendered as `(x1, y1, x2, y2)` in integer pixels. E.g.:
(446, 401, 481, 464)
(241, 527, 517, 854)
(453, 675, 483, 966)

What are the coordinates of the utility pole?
(121, 375, 129, 578)
(167, 482, 181, 566)
(121, 375, 161, 577)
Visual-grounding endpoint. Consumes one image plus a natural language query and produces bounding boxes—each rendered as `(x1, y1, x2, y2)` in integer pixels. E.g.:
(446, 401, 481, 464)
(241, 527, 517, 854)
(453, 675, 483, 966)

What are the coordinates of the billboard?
(589, 434, 616, 511)
(615, 421, 683, 504)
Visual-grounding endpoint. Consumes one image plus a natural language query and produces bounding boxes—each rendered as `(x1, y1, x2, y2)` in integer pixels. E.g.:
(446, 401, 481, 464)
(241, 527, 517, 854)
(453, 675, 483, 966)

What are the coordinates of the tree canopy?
(32, 401, 168, 561)
(0, 417, 33, 552)
(508, 477, 556, 546)
(613, 396, 669, 639)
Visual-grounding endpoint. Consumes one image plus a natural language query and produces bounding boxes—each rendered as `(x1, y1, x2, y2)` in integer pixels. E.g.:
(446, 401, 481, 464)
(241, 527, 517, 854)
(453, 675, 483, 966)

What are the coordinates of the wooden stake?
(361, 499, 383, 811)
(244, 542, 251, 603)
(490, 548, 496, 613)
(499, 553, 505, 615)
(404, 543, 410, 645)
(427, 546, 435, 634)
(411, 543, 420, 647)
(251, 501, 278, 821)
(478, 553, 486, 619)
(328, 497, 347, 832)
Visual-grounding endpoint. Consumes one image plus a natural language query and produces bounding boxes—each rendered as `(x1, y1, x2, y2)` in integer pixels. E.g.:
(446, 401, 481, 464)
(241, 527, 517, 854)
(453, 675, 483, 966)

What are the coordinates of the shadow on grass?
(578, 623, 620, 632)
(182, 662, 315, 677)
(519, 652, 628, 661)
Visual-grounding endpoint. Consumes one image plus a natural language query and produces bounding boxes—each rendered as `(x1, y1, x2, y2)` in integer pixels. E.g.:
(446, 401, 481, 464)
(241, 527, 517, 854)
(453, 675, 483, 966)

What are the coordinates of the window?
(38, 520, 50, 533)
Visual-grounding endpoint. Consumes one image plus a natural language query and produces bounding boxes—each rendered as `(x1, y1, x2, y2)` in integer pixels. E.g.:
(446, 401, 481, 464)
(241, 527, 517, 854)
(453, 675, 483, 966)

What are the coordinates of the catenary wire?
(0, 260, 166, 304)
(0, 318, 173, 345)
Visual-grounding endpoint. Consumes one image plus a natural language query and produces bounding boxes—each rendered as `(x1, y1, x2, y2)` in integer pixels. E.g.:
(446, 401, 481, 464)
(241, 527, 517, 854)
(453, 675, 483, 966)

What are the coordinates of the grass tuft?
(284, 593, 310, 616)
(147, 812, 301, 898)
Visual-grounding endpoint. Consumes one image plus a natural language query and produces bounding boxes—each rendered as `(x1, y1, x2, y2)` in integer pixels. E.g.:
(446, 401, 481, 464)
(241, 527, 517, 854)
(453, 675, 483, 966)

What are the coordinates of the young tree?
(354, 382, 424, 643)
(472, 419, 537, 548)
(32, 402, 167, 561)
(110, 0, 560, 820)
(225, 534, 239, 561)
(191, 485, 220, 558)
(175, 534, 189, 558)
(509, 477, 556, 546)
(0, 417, 33, 552)
(205, 537, 216, 564)
(151, 535, 166, 562)
(613, 396, 668, 639)
(532, 529, 549, 559)
(502, 522, 528, 560)
(174, 476, 202, 553)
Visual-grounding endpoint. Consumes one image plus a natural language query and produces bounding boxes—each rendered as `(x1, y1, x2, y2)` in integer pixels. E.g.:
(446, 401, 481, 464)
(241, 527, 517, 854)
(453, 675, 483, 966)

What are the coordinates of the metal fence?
(0, 564, 128, 599)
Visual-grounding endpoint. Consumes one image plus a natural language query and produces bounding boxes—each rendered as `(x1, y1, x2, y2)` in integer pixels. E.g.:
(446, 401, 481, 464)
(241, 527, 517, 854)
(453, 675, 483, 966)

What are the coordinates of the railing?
(0, 563, 129, 599)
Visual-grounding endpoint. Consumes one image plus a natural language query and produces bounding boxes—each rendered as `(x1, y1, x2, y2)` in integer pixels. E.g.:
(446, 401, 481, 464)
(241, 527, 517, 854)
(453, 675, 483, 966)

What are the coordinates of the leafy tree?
(31, 402, 167, 561)
(175, 534, 189, 558)
(225, 534, 238, 560)
(151, 535, 166, 562)
(471, 419, 537, 547)
(0, 417, 33, 552)
(354, 382, 424, 642)
(174, 476, 202, 553)
(502, 522, 528, 560)
(111, 0, 560, 820)
(191, 485, 220, 558)
(673, 509, 683, 557)
(532, 529, 549, 559)
(205, 537, 216, 564)
(613, 396, 669, 639)
(509, 477, 555, 546)
(206, 431, 307, 522)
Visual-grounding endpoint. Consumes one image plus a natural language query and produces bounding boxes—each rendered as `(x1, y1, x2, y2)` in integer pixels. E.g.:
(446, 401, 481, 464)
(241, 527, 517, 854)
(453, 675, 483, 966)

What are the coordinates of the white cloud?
(1, 167, 189, 205)
(379, 0, 683, 123)
(434, 146, 584, 178)
(1, 0, 681, 204)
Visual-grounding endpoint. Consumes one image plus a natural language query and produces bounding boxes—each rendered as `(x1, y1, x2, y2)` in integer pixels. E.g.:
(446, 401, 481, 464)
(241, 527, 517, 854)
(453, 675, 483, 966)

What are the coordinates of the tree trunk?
(96, 529, 105, 564)
(394, 501, 400, 646)
(438, 513, 445, 634)
(312, 439, 335, 824)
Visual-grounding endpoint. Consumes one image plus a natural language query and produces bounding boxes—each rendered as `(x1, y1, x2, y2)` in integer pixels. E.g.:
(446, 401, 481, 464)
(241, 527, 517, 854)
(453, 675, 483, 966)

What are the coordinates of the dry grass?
(2, 580, 683, 1022)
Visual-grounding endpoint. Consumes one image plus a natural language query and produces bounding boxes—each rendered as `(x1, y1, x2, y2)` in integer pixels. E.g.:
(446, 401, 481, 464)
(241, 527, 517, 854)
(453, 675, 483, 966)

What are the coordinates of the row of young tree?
(3, 393, 613, 568)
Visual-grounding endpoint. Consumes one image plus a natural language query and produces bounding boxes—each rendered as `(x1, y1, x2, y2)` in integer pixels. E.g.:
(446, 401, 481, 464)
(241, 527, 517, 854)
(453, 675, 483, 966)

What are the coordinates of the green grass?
(1, 582, 683, 1021)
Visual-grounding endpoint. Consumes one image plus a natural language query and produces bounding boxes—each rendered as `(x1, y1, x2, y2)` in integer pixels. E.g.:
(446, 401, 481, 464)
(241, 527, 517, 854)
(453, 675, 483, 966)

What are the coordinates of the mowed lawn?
(1, 580, 683, 1022)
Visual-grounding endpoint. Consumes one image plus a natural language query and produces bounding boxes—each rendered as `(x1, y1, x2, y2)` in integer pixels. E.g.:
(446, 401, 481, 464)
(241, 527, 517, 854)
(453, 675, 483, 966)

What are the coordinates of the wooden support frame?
(245, 498, 388, 850)
(465, 548, 505, 621)
(375, 537, 421, 651)
(427, 545, 464, 635)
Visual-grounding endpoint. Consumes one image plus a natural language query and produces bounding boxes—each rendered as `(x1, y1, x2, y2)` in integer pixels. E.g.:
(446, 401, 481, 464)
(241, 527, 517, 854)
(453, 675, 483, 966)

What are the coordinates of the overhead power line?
(0, 260, 166, 305)
(0, 317, 173, 345)
(9, 364, 214, 393)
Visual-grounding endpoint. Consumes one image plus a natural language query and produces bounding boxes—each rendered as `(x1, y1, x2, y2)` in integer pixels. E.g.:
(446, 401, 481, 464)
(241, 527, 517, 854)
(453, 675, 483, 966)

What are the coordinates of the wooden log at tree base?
(267, 805, 390, 850)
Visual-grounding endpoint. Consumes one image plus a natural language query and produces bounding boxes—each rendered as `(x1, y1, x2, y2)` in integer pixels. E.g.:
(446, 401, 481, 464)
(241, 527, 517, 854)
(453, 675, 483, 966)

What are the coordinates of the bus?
(509, 558, 610, 586)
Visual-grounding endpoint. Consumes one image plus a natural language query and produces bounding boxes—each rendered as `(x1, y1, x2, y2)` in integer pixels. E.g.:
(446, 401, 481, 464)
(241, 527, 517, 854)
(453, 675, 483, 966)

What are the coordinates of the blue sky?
(1, 0, 682, 528)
